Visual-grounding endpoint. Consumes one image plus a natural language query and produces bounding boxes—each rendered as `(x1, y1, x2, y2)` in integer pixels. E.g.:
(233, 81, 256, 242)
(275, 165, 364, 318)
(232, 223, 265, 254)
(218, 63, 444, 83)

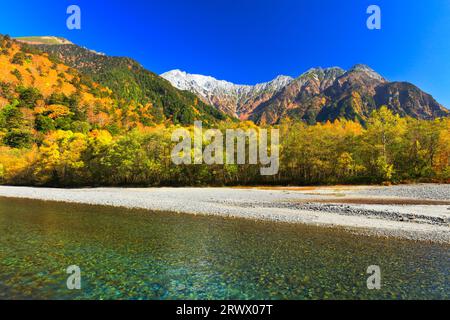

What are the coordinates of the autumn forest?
(0, 35, 449, 187)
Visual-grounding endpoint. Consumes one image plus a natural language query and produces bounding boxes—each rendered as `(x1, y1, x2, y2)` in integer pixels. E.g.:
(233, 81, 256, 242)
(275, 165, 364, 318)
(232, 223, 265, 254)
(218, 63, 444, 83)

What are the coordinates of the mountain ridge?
(161, 69, 294, 118)
(162, 65, 448, 124)
(16, 36, 73, 45)
(15, 35, 449, 125)
(15, 36, 229, 125)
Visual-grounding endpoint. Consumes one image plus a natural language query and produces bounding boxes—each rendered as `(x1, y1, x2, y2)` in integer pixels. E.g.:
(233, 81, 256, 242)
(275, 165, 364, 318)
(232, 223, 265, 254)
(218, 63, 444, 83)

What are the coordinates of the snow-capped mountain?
(161, 70, 293, 118)
(16, 35, 449, 125)
(162, 65, 448, 124)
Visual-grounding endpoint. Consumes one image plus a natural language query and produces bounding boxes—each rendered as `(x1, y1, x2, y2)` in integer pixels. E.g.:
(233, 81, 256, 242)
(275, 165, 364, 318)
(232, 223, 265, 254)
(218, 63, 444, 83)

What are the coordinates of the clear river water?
(0, 197, 448, 299)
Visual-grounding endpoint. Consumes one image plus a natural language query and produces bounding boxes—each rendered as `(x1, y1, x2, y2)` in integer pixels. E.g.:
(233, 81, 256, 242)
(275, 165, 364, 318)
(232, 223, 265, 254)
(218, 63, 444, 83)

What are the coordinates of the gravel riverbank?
(0, 184, 449, 243)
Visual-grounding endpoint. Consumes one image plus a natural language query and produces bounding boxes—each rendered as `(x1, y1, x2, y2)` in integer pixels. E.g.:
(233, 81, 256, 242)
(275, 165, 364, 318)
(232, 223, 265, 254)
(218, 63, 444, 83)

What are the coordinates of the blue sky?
(1, 0, 450, 107)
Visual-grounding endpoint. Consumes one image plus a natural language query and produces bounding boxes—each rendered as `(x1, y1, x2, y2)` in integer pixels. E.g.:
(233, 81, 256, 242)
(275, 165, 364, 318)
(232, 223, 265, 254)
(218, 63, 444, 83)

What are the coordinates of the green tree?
(3, 129, 33, 148)
(17, 86, 43, 109)
(0, 101, 23, 129)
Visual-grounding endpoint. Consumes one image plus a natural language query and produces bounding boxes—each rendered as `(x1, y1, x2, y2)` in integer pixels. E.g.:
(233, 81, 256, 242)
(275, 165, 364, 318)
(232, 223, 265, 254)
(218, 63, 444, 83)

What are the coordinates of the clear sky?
(1, 0, 450, 108)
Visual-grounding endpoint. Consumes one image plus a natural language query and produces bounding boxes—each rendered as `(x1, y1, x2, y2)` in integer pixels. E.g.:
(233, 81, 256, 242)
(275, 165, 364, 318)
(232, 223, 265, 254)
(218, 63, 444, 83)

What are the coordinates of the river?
(0, 197, 448, 299)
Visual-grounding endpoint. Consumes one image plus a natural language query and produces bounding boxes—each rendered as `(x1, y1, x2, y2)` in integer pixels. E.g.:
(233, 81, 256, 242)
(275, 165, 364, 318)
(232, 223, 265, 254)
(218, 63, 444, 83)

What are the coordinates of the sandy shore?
(0, 184, 449, 243)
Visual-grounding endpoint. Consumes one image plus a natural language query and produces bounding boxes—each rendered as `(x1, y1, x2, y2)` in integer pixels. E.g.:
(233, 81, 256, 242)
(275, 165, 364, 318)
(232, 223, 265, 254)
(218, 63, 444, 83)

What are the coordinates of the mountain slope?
(373, 82, 448, 119)
(250, 67, 346, 124)
(163, 65, 449, 124)
(0, 33, 229, 152)
(161, 70, 293, 119)
(16, 36, 449, 125)
(0, 34, 142, 147)
(18, 37, 228, 125)
(15, 36, 73, 45)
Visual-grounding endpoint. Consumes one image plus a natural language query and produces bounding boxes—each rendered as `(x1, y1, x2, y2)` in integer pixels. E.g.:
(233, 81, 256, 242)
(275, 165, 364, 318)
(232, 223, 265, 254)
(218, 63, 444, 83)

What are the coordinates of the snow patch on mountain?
(161, 70, 294, 117)
(161, 65, 393, 120)
(161, 70, 293, 96)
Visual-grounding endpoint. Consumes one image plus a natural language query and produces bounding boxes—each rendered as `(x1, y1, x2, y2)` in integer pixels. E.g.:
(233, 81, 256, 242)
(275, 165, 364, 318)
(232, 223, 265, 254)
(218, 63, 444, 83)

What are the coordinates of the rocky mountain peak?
(13, 35, 448, 125)
(161, 70, 295, 117)
(163, 65, 448, 124)
(347, 64, 385, 81)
